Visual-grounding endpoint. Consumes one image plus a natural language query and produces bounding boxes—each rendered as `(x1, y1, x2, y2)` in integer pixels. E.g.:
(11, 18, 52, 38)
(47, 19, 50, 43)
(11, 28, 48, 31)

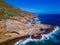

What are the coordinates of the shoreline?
(0, 25, 56, 45)
(0, 15, 56, 45)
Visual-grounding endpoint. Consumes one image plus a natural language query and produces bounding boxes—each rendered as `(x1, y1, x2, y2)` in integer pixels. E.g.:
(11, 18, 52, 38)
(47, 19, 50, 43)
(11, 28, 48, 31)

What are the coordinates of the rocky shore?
(0, 15, 56, 45)
(0, 0, 56, 45)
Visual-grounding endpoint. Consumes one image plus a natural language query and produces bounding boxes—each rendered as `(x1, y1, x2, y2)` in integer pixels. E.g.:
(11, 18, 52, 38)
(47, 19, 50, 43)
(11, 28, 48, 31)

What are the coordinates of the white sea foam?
(40, 26, 59, 40)
(15, 26, 60, 45)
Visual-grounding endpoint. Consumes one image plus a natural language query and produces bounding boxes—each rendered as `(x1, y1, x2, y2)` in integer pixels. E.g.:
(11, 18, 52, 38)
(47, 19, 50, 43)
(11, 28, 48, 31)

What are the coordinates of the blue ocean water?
(15, 14, 60, 45)
(37, 14, 60, 26)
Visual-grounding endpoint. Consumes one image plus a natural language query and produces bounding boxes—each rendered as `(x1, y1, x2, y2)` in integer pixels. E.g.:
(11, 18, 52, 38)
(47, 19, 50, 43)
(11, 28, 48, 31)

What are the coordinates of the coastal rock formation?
(0, 0, 56, 45)
(0, 17, 55, 43)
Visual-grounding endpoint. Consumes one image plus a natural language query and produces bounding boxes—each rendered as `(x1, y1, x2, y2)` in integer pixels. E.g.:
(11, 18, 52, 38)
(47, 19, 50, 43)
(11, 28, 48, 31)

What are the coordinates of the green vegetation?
(0, 0, 32, 20)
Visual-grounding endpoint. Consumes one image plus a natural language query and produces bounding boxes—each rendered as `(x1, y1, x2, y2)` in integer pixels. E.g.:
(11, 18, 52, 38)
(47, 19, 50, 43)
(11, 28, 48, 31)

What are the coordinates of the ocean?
(37, 14, 60, 26)
(15, 14, 60, 45)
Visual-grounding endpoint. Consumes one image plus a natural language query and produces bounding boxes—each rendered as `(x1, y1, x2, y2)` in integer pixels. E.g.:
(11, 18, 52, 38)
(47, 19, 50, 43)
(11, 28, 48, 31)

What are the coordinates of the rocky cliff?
(0, 0, 56, 45)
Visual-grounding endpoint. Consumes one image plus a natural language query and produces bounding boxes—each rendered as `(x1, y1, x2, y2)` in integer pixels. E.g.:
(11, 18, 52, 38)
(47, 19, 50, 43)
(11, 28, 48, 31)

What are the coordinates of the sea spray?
(15, 26, 60, 45)
(40, 26, 57, 41)
(15, 16, 60, 45)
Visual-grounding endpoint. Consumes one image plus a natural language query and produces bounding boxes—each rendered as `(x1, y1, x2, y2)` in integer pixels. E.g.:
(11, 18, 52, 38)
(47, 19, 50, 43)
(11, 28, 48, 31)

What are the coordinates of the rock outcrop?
(0, 0, 56, 45)
(0, 16, 55, 43)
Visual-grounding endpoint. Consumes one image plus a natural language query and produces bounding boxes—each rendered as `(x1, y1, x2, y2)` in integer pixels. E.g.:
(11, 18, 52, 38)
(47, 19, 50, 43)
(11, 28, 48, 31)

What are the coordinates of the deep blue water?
(15, 14, 60, 45)
(37, 14, 60, 26)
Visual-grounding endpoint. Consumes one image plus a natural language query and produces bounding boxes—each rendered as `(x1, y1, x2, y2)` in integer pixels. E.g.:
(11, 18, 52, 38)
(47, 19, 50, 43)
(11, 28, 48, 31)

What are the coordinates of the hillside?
(0, 0, 32, 20)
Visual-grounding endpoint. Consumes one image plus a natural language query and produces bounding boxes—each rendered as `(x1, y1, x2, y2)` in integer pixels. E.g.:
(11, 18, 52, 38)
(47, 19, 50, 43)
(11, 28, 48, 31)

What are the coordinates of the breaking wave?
(15, 26, 60, 45)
